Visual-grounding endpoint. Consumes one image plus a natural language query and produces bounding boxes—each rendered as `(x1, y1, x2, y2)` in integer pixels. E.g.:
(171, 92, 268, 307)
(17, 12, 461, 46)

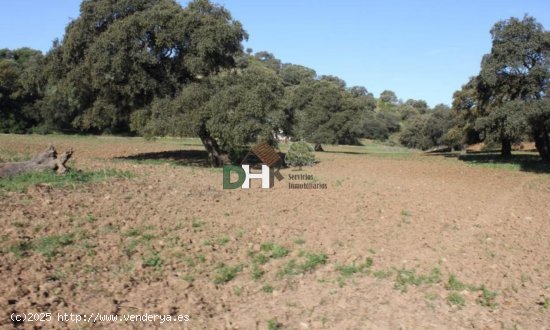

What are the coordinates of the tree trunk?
(198, 124, 230, 167)
(0, 145, 74, 178)
(501, 138, 512, 157)
(314, 144, 324, 152)
(534, 129, 550, 162)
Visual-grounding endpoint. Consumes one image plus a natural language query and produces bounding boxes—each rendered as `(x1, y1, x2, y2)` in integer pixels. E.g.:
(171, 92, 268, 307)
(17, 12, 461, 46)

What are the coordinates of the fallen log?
(0, 145, 74, 178)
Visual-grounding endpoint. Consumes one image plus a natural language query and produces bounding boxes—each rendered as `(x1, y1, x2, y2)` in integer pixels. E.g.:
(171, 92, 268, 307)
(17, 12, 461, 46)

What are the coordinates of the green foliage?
(454, 15, 550, 158)
(262, 284, 274, 293)
(0, 48, 44, 133)
(285, 141, 315, 168)
(142, 251, 163, 269)
(278, 252, 327, 277)
(267, 319, 281, 330)
(337, 258, 373, 277)
(474, 100, 528, 146)
(394, 267, 441, 292)
(289, 78, 363, 146)
(279, 63, 316, 86)
(352, 111, 400, 140)
(372, 270, 392, 279)
(0, 169, 134, 192)
(251, 263, 264, 280)
(133, 65, 284, 165)
(399, 106, 456, 150)
(476, 285, 498, 308)
(447, 292, 466, 306)
(214, 263, 243, 284)
(525, 99, 550, 161)
(41, 0, 247, 132)
(446, 274, 466, 291)
(379, 90, 398, 107)
(270, 245, 290, 259)
(11, 233, 75, 259)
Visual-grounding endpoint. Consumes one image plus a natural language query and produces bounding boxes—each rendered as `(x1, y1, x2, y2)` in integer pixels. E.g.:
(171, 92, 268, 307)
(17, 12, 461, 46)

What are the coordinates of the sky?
(1, 1, 550, 107)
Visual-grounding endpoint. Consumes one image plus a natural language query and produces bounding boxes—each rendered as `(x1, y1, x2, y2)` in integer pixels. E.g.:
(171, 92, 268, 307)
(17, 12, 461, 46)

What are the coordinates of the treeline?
(0, 1, 549, 164)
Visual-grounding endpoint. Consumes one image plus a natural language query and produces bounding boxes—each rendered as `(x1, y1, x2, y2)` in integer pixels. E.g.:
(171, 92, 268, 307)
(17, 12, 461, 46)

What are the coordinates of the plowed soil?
(1, 134, 549, 329)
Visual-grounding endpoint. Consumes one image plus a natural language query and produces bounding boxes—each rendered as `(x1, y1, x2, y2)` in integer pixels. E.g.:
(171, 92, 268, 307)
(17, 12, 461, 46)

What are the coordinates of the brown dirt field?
(1, 134, 549, 329)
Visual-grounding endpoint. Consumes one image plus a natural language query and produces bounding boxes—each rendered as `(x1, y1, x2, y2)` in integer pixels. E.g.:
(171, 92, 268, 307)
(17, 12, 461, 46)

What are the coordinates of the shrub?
(285, 141, 315, 168)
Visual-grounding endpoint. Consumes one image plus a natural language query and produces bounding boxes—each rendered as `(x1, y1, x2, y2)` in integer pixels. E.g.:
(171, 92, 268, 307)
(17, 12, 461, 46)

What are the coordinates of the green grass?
(453, 152, 550, 174)
(373, 270, 392, 279)
(446, 274, 467, 291)
(142, 251, 163, 269)
(191, 219, 204, 229)
(267, 319, 281, 330)
(0, 168, 134, 192)
(401, 209, 412, 217)
(337, 258, 373, 277)
(278, 252, 328, 277)
(253, 253, 269, 265)
(394, 267, 441, 292)
(262, 284, 274, 293)
(214, 263, 243, 284)
(0, 149, 31, 162)
(217, 236, 230, 246)
(294, 238, 305, 245)
(260, 242, 290, 259)
(447, 292, 466, 306)
(251, 263, 264, 280)
(123, 228, 143, 237)
(476, 285, 498, 308)
(10, 233, 75, 259)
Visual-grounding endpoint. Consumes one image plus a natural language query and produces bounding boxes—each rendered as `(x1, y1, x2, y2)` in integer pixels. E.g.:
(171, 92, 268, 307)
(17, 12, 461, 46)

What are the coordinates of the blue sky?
(1, 1, 550, 106)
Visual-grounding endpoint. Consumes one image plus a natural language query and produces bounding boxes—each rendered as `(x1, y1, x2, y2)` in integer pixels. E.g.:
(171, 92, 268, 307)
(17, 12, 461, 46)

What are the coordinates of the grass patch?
(11, 233, 75, 259)
(267, 319, 281, 330)
(9, 241, 33, 258)
(217, 236, 230, 246)
(260, 242, 290, 259)
(401, 209, 412, 217)
(142, 251, 163, 269)
(214, 263, 243, 284)
(394, 267, 441, 292)
(373, 269, 392, 279)
(31, 234, 75, 259)
(476, 285, 498, 308)
(337, 257, 373, 277)
(294, 238, 305, 245)
(447, 292, 465, 306)
(251, 263, 264, 280)
(123, 228, 143, 237)
(446, 274, 466, 291)
(0, 169, 134, 192)
(455, 152, 550, 174)
(262, 284, 274, 293)
(278, 252, 328, 277)
(191, 219, 204, 229)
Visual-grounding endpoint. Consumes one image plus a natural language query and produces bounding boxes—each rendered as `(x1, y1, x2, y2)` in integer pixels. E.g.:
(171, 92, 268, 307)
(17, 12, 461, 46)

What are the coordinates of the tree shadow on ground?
(115, 149, 289, 168)
(115, 150, 211, 167)
(322, 150, 367, 155)
(433, 151, 550, 174)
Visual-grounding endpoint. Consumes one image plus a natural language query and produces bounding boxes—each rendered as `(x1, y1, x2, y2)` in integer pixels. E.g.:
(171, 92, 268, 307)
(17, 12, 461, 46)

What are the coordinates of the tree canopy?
(40, 0, 246, 133)
(454, 15, 550, 159)
(3, 2, 549, 164)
